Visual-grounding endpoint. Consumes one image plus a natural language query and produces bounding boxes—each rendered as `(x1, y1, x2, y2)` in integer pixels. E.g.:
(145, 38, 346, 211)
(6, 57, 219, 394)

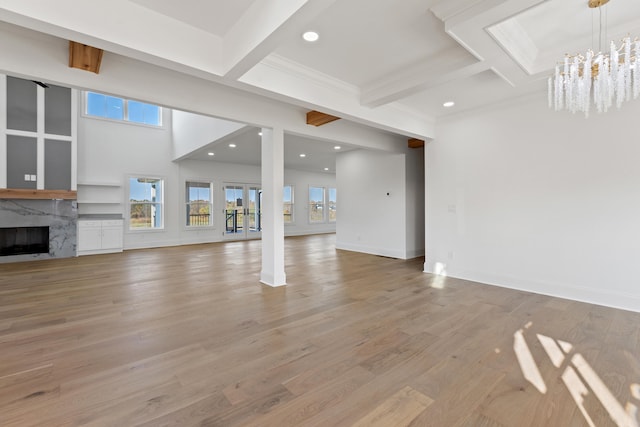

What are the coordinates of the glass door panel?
(225, 185, 244, 237)
(248, 186, 262, 235)
(224, 184, 261, 239)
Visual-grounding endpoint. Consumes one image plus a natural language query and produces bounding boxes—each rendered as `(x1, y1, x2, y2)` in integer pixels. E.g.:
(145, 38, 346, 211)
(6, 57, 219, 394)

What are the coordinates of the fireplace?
(0, 199, 77, 262)
(0, 226, 50, 256)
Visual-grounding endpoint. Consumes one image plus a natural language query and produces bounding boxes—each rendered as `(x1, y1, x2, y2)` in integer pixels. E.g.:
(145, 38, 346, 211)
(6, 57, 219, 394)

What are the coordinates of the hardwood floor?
(1, 234, 639, 426)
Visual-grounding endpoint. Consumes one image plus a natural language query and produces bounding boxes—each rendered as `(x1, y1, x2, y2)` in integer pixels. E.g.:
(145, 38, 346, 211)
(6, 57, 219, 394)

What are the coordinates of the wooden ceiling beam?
(408, 138, 424, 149)
(68, 41, 103, 74)
(306, 110, 340, 127)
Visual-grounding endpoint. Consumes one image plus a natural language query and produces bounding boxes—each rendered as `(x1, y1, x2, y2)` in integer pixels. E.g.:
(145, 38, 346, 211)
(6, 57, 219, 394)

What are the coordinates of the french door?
(224, 183, 262, 239)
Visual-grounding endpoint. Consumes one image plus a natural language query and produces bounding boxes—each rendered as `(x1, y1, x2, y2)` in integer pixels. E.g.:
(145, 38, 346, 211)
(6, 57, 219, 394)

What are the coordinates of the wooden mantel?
(0, 189, 77, 200)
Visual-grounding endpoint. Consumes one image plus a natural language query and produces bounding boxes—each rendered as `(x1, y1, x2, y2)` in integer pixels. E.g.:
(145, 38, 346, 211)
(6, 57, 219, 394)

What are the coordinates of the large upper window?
(186, 181, 213, 227)
(284, 185, 294, 223)
(129, 177, 164, 230)
(86, 92, 162, 126)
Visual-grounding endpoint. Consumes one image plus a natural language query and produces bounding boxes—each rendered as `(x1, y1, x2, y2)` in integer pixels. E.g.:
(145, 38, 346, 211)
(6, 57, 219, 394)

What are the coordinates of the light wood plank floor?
(1, 234, 639, 426)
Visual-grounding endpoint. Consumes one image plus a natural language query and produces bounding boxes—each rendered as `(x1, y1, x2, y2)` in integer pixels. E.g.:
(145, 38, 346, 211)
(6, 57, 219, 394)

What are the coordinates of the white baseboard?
(423, 261, 640, 313)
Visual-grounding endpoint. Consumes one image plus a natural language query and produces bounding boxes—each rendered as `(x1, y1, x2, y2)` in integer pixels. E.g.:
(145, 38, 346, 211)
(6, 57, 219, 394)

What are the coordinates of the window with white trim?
(186, 181, 213, 227)
(284, 185, 294, 223)
(309, 186, 325, 223)
(86, 92, 162, 126)
(129, 177, 164, 230)
(328, 187, 337, 222)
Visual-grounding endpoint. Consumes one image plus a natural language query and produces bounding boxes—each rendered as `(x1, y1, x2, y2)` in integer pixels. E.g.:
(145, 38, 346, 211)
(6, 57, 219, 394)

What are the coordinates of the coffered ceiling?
(1, 0, 639, 136)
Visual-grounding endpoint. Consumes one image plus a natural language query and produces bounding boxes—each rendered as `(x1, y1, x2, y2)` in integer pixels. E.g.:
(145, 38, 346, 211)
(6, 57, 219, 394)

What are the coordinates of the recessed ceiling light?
(334, 145, 341, 150)
(258, 131, 263, 136)
(443, 101, 455, 108)
(324, 167, 329, 171)
(228, 143, 237, 148)
(302, 31, 319, 42)
(207, 152, 215, 156)
(299, 153, 306, 158)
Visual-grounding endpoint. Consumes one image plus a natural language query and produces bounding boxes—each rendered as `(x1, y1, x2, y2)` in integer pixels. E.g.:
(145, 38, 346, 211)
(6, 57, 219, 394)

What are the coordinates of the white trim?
(36, 84, 44, 190)
(327, 186, 337, 224)
(184, 178, 215, 229)
(261, 54, 358, 97)
(283, 184, 295, 224)
(308, 184, 326, 224)
(423, 265, 640, 314)
(5, 129, 47, 138)
(221, 181, 262, 240)
(77, 181, 121, 187)
(70, 88, 78, 191)
(335, 241, 408, 260)
(126, 174, 166, 232)
(0, 74, 6, 188)
(82, 91, 165, 129)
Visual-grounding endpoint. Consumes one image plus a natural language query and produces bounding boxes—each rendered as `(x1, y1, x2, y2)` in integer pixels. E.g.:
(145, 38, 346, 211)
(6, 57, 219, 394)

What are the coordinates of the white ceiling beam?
(239, 54, 435, 139)
(0, 0, 225, 77)
(431, 0, 547, 89)
(222, 0, 337, 80)
(361, 53, 489, 108)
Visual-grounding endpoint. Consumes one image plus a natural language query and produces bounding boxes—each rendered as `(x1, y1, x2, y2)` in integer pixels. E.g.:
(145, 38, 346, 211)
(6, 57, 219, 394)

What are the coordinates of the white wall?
(337, 149, 421, 259)
(425, 94, 640, 312)
(78, 106, 335, 249)
(284, 169, 337, 236)
(171, 110, 247, 161)
(77, 106, 180, 249)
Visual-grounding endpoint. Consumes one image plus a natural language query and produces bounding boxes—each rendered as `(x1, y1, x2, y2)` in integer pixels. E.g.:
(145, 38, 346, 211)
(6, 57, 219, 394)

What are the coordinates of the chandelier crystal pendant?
(548, 0, 640, 116)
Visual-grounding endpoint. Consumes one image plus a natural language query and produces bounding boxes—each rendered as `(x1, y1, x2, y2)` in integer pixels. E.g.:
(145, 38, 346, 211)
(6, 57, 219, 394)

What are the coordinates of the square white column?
(260, 127, 286, 286)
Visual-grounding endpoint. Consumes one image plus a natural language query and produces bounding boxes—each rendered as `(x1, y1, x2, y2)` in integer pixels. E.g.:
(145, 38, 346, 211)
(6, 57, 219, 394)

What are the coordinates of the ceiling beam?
(408, 138, 424, 149)
(68, 41, 103, 74)
(223, 0, 337, 80)
(306, 110, 340, 127)
(361, 53, 489, 108)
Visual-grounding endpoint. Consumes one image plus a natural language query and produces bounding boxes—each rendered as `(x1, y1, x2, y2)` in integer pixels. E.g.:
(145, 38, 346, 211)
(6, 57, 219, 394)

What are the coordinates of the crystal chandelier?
(548, 0, 640, 116)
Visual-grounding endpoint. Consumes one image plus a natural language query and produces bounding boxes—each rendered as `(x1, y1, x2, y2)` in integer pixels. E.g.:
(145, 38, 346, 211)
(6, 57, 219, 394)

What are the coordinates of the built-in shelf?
(78, 201, 123, 205)
(76, 183, 124, 216)
(77, 182, 121, 187)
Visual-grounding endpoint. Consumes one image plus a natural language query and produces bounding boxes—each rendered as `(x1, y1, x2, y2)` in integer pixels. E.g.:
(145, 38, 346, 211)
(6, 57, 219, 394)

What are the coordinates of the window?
(85, 92, 162, 126)
(129, 177, 163, 230)
(186, 181, 213, 227)
(328, 187, 337, 222)
(284, 185, 294, 223)
(309, 186, 325, 223)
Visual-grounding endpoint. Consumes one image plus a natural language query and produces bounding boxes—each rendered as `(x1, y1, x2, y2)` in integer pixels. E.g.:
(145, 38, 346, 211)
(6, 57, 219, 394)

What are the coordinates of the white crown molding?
(430, 0, 486, 23)
(260, 54, 360, 96)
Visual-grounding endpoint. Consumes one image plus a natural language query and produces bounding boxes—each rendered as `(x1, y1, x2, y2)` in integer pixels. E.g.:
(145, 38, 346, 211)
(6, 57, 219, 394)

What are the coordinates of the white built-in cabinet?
(77, 181, 124, 255)
(77, 218, 123, 255)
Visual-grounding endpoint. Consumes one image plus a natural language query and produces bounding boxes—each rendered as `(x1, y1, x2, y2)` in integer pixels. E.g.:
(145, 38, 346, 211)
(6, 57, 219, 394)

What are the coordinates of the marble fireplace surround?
(0, 198, 77, 263)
